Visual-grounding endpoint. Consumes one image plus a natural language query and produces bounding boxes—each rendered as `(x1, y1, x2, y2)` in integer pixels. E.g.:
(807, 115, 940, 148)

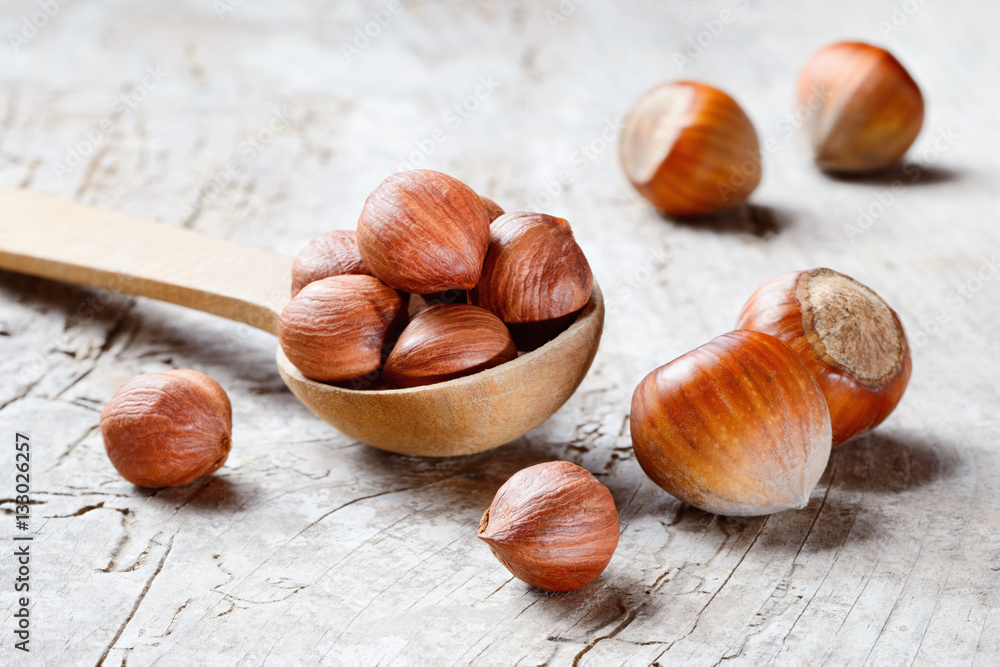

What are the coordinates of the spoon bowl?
(0, 188, 603, 456)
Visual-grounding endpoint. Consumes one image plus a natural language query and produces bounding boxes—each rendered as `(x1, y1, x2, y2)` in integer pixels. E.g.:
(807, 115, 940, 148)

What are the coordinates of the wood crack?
(96, 534, 175, 666)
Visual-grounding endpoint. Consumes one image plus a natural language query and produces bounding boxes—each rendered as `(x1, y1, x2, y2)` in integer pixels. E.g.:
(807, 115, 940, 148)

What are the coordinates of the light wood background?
(1, 0, 998, 664)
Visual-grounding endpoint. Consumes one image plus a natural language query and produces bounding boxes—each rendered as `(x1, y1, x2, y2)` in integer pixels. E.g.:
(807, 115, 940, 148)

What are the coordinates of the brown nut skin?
(470, 211, 593, 324)
(797, 42, 924, 173)
(291, 230, 371, 297)
(357, 170, 490, 293)
(479, 195, 505, 222)
(619, 81, 761, 218)
(478, 461, 619, 592)
(382, 304, 517, 388)
(736, 268, 912, 446)
(278, 274, 406, 383)
(630, 330, 832, 516)
(100, 370, 232, 488)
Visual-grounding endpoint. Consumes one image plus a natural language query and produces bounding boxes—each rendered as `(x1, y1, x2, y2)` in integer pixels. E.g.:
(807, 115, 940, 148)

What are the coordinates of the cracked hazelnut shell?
(357, 169, 490, 293)
(630, 330, 832, 516)
(382, 304, 517, 388)
(278, 274, 406, 383)
(620, 81, 761, 217)
(478, 461, 619, 592)
(101, 369, 232, 488)
(797, 41, 924, 173)
(736, 267, 912, 445)
(291, 230, 371, 297)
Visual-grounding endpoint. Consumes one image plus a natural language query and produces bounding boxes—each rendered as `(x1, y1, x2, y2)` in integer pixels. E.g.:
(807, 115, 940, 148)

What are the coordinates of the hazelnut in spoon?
(0, 188, 603, 457)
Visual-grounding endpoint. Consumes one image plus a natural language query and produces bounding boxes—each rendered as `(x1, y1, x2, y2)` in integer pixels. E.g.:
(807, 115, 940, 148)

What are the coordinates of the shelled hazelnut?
(291, 230, 371, 297)
(357, 169, 491, 294)
(278, 274, 406, 383)
(479, 195, 505, 222)
(478, 461, 619, 592)
(383, 304, 517, 388)
(280, 171, 595, 390)
(101, 370, 232, 488)
(471, 212, 593, 349)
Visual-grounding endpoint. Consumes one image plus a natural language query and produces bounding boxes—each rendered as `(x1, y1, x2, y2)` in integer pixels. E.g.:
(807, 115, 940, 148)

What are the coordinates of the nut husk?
(101, 369, 232, 487)
(478, 461, 619, 592)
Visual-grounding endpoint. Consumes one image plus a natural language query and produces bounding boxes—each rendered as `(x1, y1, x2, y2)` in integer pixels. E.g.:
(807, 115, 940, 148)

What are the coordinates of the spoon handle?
(0, 188, 292, 335)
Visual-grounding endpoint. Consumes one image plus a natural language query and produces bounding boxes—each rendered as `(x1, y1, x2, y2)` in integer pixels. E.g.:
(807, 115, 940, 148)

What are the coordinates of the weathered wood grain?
(1, 0, 998, 664)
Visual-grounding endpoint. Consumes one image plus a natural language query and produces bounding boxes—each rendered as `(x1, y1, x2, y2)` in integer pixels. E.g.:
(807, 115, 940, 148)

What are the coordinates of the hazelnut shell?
(736, 267, 912, 445)
(630, 330, 832, 516)
(797, 41, 924, 173)
(620, 81, 761, 217)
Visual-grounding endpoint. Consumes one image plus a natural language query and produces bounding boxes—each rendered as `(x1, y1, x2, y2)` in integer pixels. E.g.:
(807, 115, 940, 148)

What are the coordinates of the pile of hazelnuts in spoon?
(280, 169, 594, 389)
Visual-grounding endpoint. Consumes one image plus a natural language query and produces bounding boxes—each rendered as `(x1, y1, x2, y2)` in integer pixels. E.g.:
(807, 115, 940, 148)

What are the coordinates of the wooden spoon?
(0, 188, 603, 456)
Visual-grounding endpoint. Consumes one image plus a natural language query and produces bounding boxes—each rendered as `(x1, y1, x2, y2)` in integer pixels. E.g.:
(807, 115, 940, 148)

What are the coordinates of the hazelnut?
(737, 267, 912, 445)
(357, 169, 490, 293)
(631, 330, 832, 516)
(278, 274, 406, 383)
(100, 370, 232, 487)
(478, 461, 619, 592)
(479, 195, 505, 222)
(291, 230, 371, 297)
(382, 304, 517, 388)
(797, 41, 924, 173)
(620, 81, 761, 217)
(470, 212, 593, 349)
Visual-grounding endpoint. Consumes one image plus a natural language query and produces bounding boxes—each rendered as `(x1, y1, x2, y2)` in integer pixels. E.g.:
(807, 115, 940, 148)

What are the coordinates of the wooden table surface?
(1, 1, 998, 664)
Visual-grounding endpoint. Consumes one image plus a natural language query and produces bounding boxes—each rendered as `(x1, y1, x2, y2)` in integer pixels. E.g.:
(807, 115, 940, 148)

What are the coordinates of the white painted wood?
(1, 0, 998, 664)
